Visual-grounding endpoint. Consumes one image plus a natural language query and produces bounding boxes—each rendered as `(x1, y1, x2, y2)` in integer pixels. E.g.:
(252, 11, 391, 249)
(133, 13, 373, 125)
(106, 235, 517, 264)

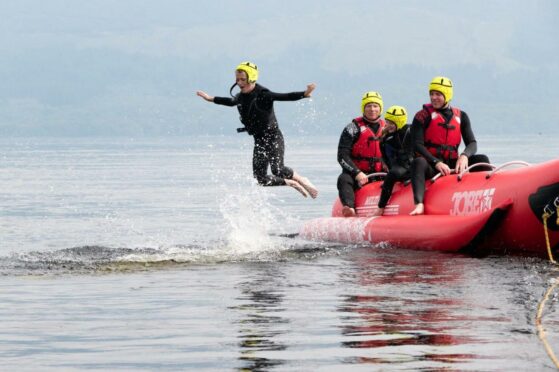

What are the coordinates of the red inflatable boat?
(300, 159, 559, 257)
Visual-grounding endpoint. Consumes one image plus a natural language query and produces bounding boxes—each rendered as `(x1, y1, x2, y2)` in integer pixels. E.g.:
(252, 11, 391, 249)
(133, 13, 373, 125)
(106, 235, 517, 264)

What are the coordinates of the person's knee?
(270, 164, 280, 176)
(337, 173, 352, 188)
(412, 157, 427, 167)
(272, 167, 292, 179)
(337, 175, 345, 189)
(468, 154, 491, 171)
(411, 157, 427, 174)
(254, 174, 270, 186)
(384, 171, 396, 184)
(477, 154, 490, 163)
(388, 166, 407, 178)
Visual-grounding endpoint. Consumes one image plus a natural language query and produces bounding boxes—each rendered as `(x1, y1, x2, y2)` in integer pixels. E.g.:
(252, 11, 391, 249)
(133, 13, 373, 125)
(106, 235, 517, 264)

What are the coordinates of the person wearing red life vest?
(409, 76, 490, 216)
(337, 92, 386, 217)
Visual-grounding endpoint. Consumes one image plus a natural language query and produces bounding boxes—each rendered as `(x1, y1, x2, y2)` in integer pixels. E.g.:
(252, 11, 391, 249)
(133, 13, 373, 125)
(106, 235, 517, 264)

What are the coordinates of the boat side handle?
(366, 172, 387, 180)
(430, 170, 456, 183)
(485, 161, 531, 179)
(457, 162, 496, 181)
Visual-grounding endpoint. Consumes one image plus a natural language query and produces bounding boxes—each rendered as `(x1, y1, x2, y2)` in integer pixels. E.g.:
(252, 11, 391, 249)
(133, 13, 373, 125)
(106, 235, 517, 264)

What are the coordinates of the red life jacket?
(351, 117, 386, 173)
(423, 104, 462, 161)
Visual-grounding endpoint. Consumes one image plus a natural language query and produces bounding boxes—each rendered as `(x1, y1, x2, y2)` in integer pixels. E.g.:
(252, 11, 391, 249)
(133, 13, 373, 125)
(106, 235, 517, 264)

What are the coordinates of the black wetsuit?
(378, 125, 413, 208)
(214, 84, 306, 186)
(410, 105, 490, 204)
(336, 118, 382, 209)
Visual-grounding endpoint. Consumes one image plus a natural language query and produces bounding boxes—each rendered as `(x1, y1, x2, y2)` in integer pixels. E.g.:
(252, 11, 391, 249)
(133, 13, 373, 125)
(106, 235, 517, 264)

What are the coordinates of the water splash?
(218, 180, 298, 255)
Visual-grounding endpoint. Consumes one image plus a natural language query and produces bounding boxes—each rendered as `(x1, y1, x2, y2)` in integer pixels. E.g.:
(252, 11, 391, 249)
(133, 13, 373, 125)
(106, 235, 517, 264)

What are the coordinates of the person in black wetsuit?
(196, 61, 318, 198)
(373, 105, 413, 216)
(409, 76, 490, 215)
(337, 92, 386, 217)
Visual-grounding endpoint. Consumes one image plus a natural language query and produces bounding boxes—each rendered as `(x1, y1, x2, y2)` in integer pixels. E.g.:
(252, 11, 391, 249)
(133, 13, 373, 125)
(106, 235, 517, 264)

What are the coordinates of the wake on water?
(1, 180, 352, 276)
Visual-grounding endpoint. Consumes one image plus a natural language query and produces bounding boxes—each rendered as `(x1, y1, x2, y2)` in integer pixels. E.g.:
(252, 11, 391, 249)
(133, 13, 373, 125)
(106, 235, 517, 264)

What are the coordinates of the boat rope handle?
(542, 212, 557, 264)
(536, 279, 559, 368)
(538, 200, 559, 368)
(541, 197, 559, 263)
(457, 163, 496, 181)
(430, 170, 456, 183)
(366, 172, 387, 179)
(485, 160, 531, 179)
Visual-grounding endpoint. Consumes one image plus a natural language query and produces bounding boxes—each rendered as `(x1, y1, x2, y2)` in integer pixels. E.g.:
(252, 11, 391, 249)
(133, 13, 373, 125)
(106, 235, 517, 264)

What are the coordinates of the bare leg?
(285, 179, 309, 198)
(410, 203, 424, 216)
(342, 205, 356, 217)
(372, 207, 384, 216)
(292, 172, 318, 199)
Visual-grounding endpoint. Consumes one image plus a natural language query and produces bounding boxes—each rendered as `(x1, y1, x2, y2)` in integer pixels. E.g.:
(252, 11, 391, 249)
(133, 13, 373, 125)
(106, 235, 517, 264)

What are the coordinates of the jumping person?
(196, 62, 318, 198)
(409, 76, 490, 215)
(373, 105, 412, 216)
(337, 92, 385, 217)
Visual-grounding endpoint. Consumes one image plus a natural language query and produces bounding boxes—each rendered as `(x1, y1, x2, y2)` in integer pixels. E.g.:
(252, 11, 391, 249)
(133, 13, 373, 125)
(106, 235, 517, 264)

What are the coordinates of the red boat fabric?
(301, 159, 559, 257)
(301, 202, 510, 252)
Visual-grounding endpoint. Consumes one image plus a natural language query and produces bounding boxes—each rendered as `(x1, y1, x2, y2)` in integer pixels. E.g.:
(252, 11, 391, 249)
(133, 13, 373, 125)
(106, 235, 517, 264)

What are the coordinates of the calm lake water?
(1, 134, 559, 370)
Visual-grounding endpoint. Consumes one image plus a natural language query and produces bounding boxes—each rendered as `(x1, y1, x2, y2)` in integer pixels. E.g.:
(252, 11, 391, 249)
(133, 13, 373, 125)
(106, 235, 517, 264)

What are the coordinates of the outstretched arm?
(265, 83, 317, 102)
(196, 91, 214, 102)
(197, 90, 237, 106)
(304, 83, 316, 98)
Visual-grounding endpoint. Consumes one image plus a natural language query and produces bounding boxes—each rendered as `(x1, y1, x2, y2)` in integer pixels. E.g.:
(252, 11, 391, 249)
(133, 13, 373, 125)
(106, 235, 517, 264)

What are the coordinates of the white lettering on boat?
(450, 188, 496, 216)
(364, 196, 380, 206)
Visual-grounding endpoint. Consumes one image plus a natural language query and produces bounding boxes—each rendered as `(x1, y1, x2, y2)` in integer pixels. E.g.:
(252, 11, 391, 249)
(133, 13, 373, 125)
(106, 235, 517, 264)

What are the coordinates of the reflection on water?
(230, 266, 288, 371)
(337, 249, 510, 367)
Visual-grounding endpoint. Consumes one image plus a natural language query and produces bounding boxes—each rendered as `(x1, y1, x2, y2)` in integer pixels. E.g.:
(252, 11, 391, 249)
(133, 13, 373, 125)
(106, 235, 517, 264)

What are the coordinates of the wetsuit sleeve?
(337, 122, 361, 177)
(266, 91, 306, 101)
(411, 111, 440, 165)
(213, 96, 237, 107)
(380, 138, 389, 166)
(255, 90, 306, 111)
(403, 126, 413, 154)
(459, 111, 478, 158)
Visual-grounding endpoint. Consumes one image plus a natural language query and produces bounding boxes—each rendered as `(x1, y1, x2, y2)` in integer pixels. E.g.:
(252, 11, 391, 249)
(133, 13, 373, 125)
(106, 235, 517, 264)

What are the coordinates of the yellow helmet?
(236, 61, 258, 83)
(361, 91, 383, 114)
(385, 105, 408, 130)
(429, 76, 453, 102)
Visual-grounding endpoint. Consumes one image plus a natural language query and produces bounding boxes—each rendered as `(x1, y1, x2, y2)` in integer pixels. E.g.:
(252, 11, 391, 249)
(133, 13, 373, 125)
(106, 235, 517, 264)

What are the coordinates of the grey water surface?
(1, 134, 559, 371)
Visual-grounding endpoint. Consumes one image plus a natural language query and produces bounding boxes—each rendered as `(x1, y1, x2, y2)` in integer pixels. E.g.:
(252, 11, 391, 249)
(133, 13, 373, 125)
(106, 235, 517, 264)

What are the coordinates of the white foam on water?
(217, 180, 292, 255)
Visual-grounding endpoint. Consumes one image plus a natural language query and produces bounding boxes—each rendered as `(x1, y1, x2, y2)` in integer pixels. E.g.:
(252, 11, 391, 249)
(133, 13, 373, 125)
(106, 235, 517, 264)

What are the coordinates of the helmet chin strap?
(229, 82, 238, 98)
(363, 115, 381, 124)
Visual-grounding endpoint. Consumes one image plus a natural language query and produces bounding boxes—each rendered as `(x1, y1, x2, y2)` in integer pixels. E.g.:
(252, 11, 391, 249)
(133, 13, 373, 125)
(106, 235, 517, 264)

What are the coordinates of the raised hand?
(196, 91, 214, 102)
(304, 83, 316, 98)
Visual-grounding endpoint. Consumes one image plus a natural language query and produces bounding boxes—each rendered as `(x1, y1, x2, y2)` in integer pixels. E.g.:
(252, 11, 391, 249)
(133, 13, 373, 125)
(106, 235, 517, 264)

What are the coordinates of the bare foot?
(372, 207, 384, 216)
(410, 203, 424, 216)
(342, 206, 356, 217)
(292, 174, 318, 199)
(285, 179, 309, 198)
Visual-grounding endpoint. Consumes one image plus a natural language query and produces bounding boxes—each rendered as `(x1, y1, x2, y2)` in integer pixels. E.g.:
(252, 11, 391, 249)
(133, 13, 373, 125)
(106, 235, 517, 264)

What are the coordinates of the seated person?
(409, 76, 490, 215)
(374, 105, 412, 216)
(337, 92, 386, 217)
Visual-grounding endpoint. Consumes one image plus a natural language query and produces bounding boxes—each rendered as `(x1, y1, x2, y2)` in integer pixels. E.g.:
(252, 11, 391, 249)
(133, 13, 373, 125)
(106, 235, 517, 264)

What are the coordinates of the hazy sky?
(1, 0, 558, 136)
